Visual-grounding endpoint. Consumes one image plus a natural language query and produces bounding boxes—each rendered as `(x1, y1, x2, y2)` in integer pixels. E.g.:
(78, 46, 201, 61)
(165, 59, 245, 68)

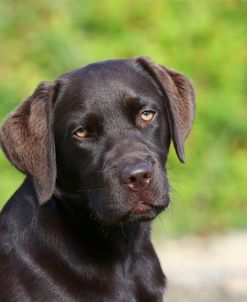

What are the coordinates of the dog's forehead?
(57, 59, 161, 114)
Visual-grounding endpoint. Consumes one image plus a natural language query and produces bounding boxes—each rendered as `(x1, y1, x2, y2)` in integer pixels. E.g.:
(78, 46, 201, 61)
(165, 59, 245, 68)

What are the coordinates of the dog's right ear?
(0, 81, 60, 204)
(135, 57, 195, 163)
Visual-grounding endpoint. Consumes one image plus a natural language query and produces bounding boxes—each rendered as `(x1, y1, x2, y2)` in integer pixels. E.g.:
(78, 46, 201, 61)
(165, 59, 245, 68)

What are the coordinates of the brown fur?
(0, 58, 195, 301)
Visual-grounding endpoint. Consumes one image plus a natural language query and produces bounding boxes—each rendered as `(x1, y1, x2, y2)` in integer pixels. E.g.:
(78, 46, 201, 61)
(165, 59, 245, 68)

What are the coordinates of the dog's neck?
(24, 178, 151, 248)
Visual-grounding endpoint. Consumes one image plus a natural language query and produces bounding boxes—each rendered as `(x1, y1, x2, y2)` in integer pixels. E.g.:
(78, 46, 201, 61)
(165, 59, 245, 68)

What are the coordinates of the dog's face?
(0, 57, 195, 225)
(54, 60, 170, 223)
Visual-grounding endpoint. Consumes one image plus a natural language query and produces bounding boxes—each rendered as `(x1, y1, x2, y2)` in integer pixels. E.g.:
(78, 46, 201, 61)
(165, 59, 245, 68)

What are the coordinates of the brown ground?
(153, 232, 247, 302)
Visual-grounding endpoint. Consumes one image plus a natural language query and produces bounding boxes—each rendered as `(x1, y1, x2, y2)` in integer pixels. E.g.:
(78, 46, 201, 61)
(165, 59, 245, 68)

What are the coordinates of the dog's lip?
(131, 201, 153, 214)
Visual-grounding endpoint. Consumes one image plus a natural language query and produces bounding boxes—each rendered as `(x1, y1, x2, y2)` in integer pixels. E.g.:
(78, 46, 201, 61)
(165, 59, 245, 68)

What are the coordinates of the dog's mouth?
(88, 192, 168, 225)
(131, 201, 152, 214)
(121, 197, 167, 223)
(127, 189, 168, 212)
(86, 176, 169, 224)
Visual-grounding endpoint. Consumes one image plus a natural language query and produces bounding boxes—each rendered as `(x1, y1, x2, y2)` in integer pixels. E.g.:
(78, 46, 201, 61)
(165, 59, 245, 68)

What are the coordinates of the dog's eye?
(73, 128, 89, 139)
(140, 110, 156, 122)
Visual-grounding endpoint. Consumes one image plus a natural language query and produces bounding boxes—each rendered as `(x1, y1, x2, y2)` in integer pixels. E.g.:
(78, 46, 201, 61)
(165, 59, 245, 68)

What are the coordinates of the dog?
(0, 57, 195, 302)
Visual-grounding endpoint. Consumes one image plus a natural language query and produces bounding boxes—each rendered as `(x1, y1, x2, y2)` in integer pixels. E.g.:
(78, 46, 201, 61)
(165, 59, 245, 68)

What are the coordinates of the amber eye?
(73, 128, 89, 139)
(140, 110, 156, 122)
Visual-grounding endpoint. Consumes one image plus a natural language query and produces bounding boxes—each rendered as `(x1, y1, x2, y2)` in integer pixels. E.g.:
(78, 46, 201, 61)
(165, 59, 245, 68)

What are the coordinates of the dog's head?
(0, 57, 195, 224)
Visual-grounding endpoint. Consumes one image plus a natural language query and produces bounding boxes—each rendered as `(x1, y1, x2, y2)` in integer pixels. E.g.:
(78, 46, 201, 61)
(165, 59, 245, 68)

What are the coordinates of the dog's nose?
(119, 161, 153, 191)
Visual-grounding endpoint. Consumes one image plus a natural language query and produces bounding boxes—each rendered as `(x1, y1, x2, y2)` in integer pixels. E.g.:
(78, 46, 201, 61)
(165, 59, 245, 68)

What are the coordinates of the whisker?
(95, 166, 114, 175)
(120, 222, 125, 237)
(76, 187, 107, 193)
(158, 215, 166, 233)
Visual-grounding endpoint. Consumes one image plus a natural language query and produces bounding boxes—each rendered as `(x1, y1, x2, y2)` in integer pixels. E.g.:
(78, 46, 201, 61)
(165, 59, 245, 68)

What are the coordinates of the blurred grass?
(0, 0, 246, 235)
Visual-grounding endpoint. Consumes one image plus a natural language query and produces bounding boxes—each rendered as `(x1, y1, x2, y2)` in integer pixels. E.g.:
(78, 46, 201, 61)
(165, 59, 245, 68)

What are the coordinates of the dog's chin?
(123, 209, 158, 223)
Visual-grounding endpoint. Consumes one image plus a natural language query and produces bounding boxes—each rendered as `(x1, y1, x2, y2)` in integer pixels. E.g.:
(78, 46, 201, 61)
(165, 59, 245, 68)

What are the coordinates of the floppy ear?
(0, 81, 59, 204)
(135, 57, 195, 163)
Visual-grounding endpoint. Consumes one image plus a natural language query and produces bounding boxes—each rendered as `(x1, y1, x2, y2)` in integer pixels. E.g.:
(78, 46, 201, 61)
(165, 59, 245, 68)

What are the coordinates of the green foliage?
(0, 0, 246, 234)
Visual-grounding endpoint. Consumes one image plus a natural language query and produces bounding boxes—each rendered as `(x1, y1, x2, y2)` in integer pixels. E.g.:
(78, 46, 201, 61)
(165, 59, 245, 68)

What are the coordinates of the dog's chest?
(23, 250, 164, 302)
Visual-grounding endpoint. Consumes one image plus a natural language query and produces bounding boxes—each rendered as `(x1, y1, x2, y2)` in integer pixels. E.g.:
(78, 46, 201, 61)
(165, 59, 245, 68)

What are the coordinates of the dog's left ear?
(135, 57, 196, 163)
(0, 81, 60, 204)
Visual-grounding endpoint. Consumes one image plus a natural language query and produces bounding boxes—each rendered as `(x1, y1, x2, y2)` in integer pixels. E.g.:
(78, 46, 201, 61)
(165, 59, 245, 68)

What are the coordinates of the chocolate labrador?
(0, 57, 195, 301)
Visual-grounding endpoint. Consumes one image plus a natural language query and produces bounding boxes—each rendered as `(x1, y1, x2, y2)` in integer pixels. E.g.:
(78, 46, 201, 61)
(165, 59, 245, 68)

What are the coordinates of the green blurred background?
(0, 0, 246, 235)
